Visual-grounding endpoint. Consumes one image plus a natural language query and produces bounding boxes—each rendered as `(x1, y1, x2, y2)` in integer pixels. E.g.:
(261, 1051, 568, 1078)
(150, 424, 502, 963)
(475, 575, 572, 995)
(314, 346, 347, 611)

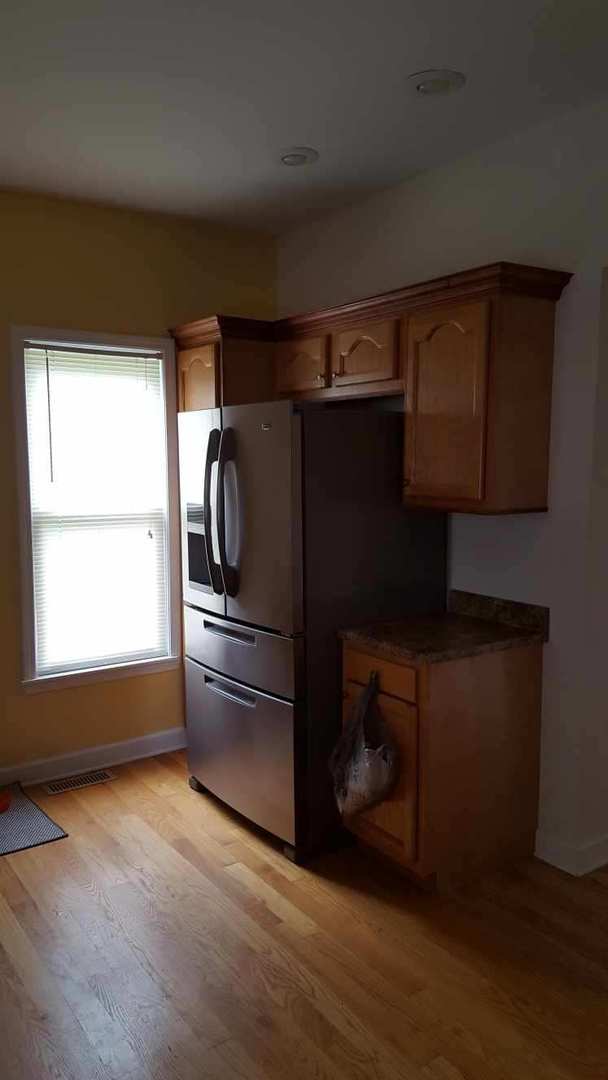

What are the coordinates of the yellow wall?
(0, 189, 275, 768)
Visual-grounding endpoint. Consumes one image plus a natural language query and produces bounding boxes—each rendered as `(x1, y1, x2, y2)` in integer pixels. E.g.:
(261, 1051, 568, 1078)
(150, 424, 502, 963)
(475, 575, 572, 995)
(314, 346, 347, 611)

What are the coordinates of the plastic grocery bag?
(329, 671, 399, 818)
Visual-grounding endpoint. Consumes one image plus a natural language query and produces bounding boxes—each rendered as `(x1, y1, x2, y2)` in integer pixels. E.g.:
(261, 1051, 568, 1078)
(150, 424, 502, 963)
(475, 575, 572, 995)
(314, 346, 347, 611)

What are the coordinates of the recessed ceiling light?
(408, 69, 466, 97)
(280, 146, 319, 166)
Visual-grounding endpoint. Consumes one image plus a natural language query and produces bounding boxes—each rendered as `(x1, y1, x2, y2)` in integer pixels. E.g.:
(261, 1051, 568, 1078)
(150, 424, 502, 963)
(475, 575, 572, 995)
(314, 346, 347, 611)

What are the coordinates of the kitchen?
(1, 3, 608, 1077)
(174, 261, 568, 879)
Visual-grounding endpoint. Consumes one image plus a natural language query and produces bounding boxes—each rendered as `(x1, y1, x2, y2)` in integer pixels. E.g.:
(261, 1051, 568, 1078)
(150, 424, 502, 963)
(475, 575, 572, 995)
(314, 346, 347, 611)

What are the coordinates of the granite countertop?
(340, 592, 549, 665)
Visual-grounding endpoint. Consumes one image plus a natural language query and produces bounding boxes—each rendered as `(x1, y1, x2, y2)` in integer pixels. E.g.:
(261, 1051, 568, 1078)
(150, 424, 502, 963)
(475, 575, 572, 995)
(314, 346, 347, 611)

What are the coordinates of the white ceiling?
(2, 0, 608, 230)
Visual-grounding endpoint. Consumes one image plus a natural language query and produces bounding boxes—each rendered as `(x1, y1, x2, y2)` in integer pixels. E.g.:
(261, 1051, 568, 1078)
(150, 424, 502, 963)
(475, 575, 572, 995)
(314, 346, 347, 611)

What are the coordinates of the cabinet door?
(178, 344, 219, 411)
(342, 681, 418, 865)
(405, 301, 489, 502)
(331, 319, 398, 387)
(276, 336, 328, 393)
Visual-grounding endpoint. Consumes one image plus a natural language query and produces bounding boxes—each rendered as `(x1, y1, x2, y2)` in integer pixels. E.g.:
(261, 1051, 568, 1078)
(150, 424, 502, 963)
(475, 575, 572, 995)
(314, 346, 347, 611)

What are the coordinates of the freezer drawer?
(184, 606, 301, 700)
(185, 657, 296, 845)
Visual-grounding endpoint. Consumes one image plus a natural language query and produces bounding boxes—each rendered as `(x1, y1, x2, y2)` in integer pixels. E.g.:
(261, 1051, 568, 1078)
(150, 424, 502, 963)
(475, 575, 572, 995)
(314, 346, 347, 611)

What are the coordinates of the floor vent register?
(44, 769, 116, 795)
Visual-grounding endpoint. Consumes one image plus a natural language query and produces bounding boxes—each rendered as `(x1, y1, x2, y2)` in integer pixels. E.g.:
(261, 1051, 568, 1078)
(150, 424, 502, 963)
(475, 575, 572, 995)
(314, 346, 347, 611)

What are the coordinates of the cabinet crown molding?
(171, 314, 274, 349)
(274, 262, 572, 339)
(171, 262, 572, 348)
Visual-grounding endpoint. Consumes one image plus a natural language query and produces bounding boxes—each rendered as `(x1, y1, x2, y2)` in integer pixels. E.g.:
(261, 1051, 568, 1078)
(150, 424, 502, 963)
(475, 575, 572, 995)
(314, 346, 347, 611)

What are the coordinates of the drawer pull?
(204, 675, 257, 708)
(203, 620, 255, 647)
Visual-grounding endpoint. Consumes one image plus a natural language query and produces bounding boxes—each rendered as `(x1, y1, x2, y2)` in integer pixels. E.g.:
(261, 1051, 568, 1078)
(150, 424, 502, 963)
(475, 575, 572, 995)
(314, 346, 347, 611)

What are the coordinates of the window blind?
(23, 345, 171, 677)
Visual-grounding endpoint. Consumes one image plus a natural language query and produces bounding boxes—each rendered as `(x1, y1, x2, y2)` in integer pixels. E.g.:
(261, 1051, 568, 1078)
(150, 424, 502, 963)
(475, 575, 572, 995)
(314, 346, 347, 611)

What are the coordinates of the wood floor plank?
(224, 861, 318, 936)
(1, 755, 606, 1080)
(275, 855, 603, 1080)
(62, 791, 354, 1080)
(229, 854, 565, 1080)
(0, 889, 115, 1079)
(99, 813, 412, 1080)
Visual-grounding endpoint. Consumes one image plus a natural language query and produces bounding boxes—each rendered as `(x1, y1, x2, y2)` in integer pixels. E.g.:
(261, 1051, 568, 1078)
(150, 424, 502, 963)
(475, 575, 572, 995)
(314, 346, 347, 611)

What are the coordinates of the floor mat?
(0, 784, 67, 856)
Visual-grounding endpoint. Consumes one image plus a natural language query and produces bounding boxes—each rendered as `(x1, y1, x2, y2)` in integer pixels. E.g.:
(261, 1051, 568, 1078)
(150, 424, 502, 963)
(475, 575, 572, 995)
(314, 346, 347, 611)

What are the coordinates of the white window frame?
(11, 325, 181, 692)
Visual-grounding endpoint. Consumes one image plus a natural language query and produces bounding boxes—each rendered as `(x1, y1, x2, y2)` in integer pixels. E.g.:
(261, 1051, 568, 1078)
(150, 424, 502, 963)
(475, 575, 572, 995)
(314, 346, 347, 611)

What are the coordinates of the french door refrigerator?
(178, 399, 446, 860)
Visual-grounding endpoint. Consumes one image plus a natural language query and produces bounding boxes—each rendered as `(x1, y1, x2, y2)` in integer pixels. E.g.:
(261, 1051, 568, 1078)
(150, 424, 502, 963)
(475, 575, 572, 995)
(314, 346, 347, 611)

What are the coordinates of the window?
(15, 329, 179, 685)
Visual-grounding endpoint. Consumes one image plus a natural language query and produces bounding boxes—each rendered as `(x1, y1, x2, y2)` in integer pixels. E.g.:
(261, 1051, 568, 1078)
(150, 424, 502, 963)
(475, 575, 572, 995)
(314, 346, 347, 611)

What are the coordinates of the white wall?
(278, 97, 608, 873)
(579, 269, 608, 863)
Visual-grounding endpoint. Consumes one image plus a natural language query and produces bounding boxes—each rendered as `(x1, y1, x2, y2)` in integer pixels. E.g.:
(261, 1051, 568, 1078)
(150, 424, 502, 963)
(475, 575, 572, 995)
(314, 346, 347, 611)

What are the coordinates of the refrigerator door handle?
(203, 428, 224, 595)
(217, 427, 240, 597)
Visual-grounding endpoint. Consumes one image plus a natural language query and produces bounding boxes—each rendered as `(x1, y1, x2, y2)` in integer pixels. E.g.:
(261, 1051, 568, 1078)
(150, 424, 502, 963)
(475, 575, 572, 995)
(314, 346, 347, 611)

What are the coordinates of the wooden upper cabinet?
(276, 336, 328, 393)
(178, 344, 218, 411)
(172, 316, 275, 411)
(402, 267, 571, 512)
(405, 301, 489, 503)
(331, 319, 399, 387)
(173, 264, 571, 510)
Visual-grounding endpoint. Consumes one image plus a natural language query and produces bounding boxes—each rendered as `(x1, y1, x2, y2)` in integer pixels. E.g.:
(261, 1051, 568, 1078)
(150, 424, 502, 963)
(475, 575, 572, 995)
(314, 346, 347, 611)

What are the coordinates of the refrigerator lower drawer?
(184, 605, 301, 700)
(185, 657, 296, 846)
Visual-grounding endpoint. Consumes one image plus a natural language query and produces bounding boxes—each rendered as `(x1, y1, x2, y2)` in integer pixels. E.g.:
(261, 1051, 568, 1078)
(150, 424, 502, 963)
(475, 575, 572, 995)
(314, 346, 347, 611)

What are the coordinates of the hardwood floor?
(1, 752, 606, 1080)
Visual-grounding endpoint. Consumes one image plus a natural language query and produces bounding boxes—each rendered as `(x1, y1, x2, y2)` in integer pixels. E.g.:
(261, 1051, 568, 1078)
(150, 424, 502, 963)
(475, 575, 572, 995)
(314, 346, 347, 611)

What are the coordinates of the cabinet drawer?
(343, 647, 417, 703)
(185, 658, 295, 845)
(184, 605, 301, 700)
(331, 319, 398, 387)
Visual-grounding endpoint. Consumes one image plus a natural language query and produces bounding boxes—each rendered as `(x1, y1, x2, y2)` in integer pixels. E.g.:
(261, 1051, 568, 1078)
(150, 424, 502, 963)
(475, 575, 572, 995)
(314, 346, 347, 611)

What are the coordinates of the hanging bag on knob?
(329, 671, 399, 819)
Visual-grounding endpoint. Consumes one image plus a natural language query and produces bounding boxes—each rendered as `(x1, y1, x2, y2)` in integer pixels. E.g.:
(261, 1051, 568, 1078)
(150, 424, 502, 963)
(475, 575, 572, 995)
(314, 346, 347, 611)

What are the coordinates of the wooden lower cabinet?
(342, 642, 543, 884)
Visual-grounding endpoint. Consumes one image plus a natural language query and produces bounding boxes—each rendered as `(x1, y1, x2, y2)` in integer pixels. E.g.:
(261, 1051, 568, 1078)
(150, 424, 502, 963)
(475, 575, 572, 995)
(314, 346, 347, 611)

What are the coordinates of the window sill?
(22, 655, 181, 694)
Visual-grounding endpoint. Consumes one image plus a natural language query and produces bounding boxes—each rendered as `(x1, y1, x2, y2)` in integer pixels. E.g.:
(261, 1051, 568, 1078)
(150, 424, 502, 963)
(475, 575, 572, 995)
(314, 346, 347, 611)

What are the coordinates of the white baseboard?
(0, 726, 187, 788)
(535, 829, 608, 876)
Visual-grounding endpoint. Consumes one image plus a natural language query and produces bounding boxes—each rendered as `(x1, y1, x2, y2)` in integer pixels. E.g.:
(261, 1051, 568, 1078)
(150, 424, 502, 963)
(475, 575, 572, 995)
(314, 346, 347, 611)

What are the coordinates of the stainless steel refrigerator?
(178, 399, 446, 860)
